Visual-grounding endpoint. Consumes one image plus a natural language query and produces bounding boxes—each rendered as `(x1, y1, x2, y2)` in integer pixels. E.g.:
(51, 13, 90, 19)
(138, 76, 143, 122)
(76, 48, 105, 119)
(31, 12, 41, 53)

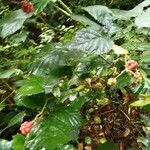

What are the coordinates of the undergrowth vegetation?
(0, 0, 150, 150)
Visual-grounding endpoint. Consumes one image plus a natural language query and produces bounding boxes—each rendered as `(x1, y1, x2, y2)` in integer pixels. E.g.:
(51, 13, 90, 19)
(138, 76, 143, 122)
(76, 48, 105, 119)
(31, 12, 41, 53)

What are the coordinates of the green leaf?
(135, 10, 150, 28)
(0, 9, 32, 38)
(141, 51, 150, 63)
(95, 142, 118, 150)
(71, 15, 99, 27)
(33, 0, 51, 14)
(75, 55, 108, 75)
(112, 9, 136, 20)
(137, 136, 150, 148)
(10, 32, 28, 43)
(122, 42, 150, 51)
(80, 6, 118, 34)
(133, 84, 144, 95)
(7, 111, 26, 128)
(56, 144, 77, 150)
(14, 93, 48, 109)
(82, 5, 114, 26)
(0, 69, 22, 79)
(16, 76, 45, 96)
(26, 106, 83, 150)
(70, 96, 89, 109)
(0, 102, 5, 111)
(116, 71, 132, 89)
(113, 0, 150, 20)
(131, 100, 150, 107)
(131, 94, 150, 107)
(0, 112, 16, 127)
(140, 114, 150, 126)
(0, 139, 12, 150)
(131, 0, 150, 15)
(32, 46, 82, 76)
(69, 27, 113, 54)
(12, 134, 25, 150)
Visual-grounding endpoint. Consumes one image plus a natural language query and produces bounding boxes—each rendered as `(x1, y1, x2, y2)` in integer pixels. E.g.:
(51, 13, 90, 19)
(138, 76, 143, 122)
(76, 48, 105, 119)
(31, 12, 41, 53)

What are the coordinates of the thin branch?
(57, 0, 72, 14)
(54, 5, 71, 17)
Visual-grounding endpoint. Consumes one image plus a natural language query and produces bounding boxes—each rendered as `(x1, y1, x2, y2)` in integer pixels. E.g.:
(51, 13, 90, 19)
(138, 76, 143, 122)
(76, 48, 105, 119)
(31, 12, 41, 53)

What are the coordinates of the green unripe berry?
(99, 138, 107, 144)
(97, 98, 109, 106)
(107, 78, 117, 86)
(84, 136, 92, 145)
(88, 108, 94, 113)
(94, 82, 103, 90)
(94, 116, 101, 124)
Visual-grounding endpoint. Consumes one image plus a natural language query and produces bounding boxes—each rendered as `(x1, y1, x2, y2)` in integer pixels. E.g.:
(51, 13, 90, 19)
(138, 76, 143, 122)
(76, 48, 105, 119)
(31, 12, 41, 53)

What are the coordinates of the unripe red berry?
(107, 78, 117, 86)
(126, 60, 138, 71)
(20, 121, 33, 135)
(21, 1, 34, 14)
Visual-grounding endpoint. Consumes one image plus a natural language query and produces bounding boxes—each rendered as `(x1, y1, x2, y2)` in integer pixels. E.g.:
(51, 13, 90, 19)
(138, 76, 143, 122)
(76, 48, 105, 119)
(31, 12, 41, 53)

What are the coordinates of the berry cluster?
(21, 1, 34, 14)
(107, 78, 117, 86)
(134, 72, 142, 83)
(126, 60, 138, 71)
(20, 121, 33, 135)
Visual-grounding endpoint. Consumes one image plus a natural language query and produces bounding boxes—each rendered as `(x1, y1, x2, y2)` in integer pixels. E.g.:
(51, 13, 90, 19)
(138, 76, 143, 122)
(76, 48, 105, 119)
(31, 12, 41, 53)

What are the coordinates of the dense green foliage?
(1, 0, 150, 150)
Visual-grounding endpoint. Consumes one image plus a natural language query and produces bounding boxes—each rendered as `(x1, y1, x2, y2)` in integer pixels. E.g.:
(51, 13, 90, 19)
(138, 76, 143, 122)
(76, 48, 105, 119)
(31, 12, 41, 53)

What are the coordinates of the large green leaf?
(71, 15, 99, 27)
(69, 27, 113, 54)
(32, 0, 51, 14)
(82, 5, 114, 26)
(0, 112, 25, 135)
(0, 112, 16, 127)
(78, 6, 118, 34)
(75, 55, 109, 74)
(16, 75, 45, 97)
(26, 106, 83, 150)
(7, 111, 25, 128)
(112, 9, 136, 20)
(72, 6, 118, 35)
(0, 9, 31, 38)
(0, 139, 12, 150)
(131, 0, 150, 15)
(135, 10, 150, 28)
(32, 46, 82, 76)
(14, 93, 55, 110)
(12, 134, 25, 150)
(113, 0, 150, 20)
(10, 32, 28, 43)
(14, 94, 48, 109)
